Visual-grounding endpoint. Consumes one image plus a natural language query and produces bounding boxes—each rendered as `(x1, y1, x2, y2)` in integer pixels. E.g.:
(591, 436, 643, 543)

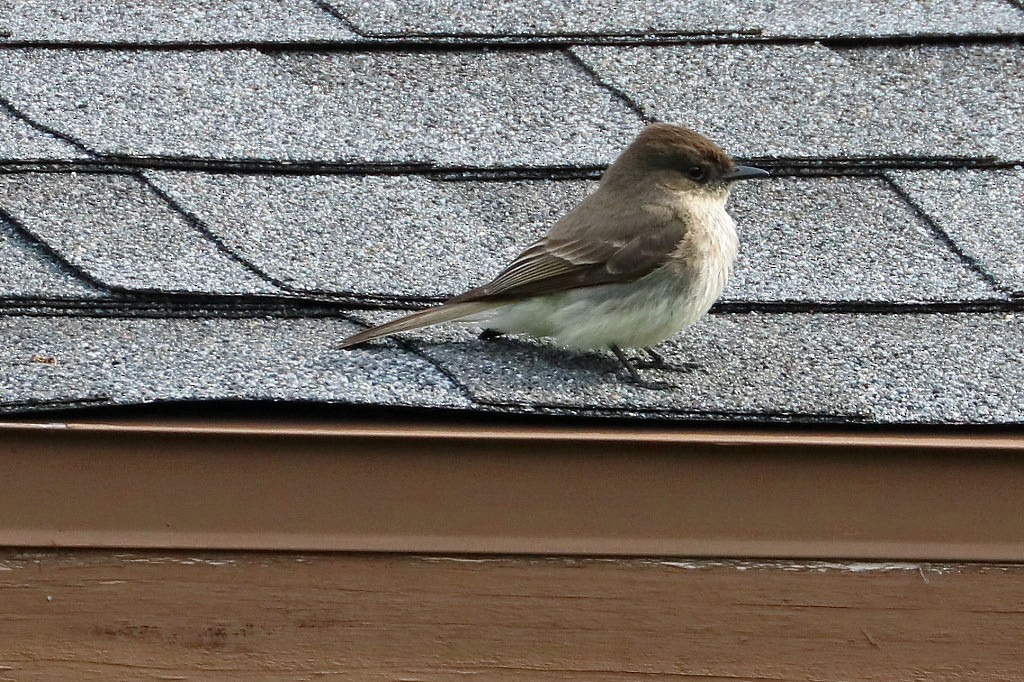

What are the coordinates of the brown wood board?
(1, 551, 1022, 681)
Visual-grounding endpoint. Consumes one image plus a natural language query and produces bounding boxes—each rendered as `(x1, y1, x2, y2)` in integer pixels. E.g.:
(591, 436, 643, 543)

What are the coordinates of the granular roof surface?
(1, 1, 1021, 424)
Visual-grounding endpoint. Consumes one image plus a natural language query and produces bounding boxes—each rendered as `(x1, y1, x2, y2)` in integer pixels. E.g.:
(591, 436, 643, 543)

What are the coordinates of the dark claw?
(478, 328, 505, 341)
(640, 347, 699, 372)
(644, 347, 670, 369)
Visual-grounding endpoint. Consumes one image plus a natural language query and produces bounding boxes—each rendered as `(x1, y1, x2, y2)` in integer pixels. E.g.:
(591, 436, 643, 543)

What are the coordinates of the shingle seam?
(0, 397, 866, 423)
(136, 173, 301, 295)
(516, 399, 868, 419)
(407, 338, 857, 420)
(309, 0, 368, 37)
(391, 340, 478, 405)
(342, 311, 478, 404)
(215, 294, 1024, 314)
(715, 300, 1021, 313)
(460, 397, 871, 424)
(374, 34, 1024, 49)
(510, 405, 986, 425)
(0, 295, 374, 318)
(0, 158, 443, 175)
(563, 48, 650, 123)
(0, 40, 391, 50)
(0, 95, 98, 157)
(0, 162, 138, 174)
(0, 206, 120, 293)
(2, 397, 1016, 424)
(5, 158, 1018, 179)
(331, 26, 765, 42)
(1, 297, 1022, 318)
(0, 167, 305, 298)
(881, 174, 1014, 297)
(0, 33, 1019, 51)
(743, 157, 1019, 174)
(0, 396, 115, 411)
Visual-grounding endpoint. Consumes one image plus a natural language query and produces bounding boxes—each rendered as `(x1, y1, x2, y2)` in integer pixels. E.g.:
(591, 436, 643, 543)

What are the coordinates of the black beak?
(723, 165, 770, 181)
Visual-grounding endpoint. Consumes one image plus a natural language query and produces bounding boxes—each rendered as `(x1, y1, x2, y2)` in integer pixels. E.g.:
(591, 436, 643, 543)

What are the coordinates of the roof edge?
(2, 417, 1022, 451)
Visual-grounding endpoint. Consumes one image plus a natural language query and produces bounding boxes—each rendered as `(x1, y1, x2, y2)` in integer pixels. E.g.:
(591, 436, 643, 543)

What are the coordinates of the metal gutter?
(4, 418, 1023, 448)
(1, 418, 1022, 560)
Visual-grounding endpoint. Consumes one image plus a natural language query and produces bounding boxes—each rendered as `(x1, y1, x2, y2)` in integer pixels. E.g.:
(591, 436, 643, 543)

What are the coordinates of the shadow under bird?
(340, 123, 768, 388)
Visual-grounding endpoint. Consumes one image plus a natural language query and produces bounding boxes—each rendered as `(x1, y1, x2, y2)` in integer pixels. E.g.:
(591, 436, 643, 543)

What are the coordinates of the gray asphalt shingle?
(147, 172, 996, 303)
(144, 172, 596, 298)
(329, 0, 1024, 38)
(573, 44, 1024, 160)
(0, 172, 278, 294)
(329, 0, 1024, 37)
(0, 0, 356, 42)
(725, 176, 997, 302)
(358, 309, 1023, 424)
(888, 168, 1024, 296)
(0, 4, 1020, 426)
(5, 306, 1020, 423)
(0, 316, 468, 411)
(0, 49, 639, 165)
(7, 0, 1022, 43)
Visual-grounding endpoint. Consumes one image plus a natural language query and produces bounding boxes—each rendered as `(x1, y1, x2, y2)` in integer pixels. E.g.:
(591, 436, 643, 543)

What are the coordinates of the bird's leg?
(478, 328, 505, 341)
(610, 345, 676, 390)
(641, 347, 700, 372)
(610, 345, 643, 383)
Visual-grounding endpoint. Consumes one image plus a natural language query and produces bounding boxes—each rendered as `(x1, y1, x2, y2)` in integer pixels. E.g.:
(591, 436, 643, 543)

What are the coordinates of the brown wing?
(449, 223, 685, 303)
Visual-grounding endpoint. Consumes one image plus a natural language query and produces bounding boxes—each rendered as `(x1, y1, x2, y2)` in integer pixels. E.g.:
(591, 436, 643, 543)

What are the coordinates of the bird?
(340, 123, 767, 387)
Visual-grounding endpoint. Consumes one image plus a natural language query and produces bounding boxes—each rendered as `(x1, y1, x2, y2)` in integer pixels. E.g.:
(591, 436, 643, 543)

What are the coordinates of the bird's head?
(606, 123, 768, 197)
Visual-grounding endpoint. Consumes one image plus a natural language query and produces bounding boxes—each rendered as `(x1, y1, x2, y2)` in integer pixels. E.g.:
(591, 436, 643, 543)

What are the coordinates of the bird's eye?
(686, 165, 707, 181)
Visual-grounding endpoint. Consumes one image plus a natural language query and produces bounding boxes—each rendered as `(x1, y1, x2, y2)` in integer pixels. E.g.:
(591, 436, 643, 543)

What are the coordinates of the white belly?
(484, 264, 728, 350)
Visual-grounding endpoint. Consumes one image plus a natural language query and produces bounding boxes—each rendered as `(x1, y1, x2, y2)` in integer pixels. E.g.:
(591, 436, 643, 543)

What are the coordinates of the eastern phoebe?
(340, 123, 767, 387)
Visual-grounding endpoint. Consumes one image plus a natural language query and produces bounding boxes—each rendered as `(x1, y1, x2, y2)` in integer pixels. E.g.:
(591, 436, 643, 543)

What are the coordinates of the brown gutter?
(5, 418, 1022, 449)
(1, 418, 1023, 560)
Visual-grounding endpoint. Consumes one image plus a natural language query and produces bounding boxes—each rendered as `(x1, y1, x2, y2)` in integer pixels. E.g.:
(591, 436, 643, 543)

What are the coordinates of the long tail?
(339, 301, 498, 348)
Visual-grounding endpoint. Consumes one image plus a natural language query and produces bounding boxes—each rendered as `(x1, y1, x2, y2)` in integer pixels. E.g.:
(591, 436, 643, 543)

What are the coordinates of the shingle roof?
(1, 2, 1022, 424)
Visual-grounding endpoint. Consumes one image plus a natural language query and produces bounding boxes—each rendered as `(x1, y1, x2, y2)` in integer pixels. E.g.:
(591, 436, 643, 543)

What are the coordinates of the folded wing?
(450, 222, 687, 303)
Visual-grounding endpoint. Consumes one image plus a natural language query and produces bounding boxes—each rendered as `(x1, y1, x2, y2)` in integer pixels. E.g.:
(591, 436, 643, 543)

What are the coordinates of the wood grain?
(1, 551, 1022, 681)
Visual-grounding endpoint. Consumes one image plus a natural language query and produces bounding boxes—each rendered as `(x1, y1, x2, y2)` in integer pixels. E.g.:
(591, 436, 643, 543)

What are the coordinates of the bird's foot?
(636, 347, 700, 372)
(609, 345, 679, 390)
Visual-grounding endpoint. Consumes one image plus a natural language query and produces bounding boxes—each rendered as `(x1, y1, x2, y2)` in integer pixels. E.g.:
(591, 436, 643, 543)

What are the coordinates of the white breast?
(674, 192, 739, 320)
